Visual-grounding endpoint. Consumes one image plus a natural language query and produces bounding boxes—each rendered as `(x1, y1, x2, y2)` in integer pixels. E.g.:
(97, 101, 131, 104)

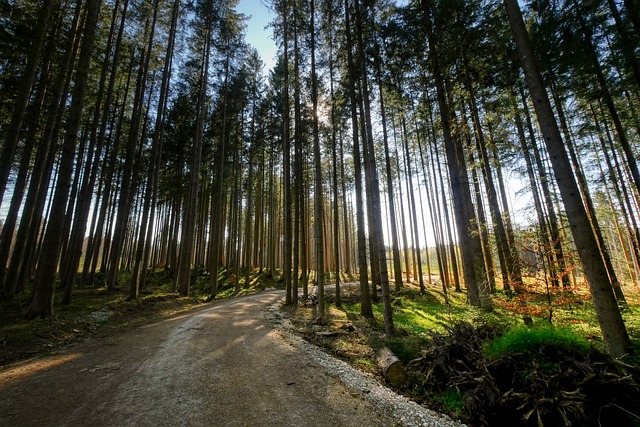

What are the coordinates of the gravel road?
(0, 290, 462, 427)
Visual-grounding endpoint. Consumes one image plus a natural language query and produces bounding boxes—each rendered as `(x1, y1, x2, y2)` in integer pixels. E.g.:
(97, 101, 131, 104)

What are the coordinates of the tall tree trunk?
(344, 0, 371, 317)
(292, 0, 301, 306)
(463, 108, 497, 293)
(0, 0, 55, 208)
(1, 0, 83, 301)
(209, 41, 232, 297)
(361, 104, 380, 303)
(59, 0, 126, 302)
(375, 62, 403, 292)
(0, 52, 50, 294)
(133, 0, 179, 296)
(424, 92, 459, 291)
(310, 0, 325, 319)
(339, 136, 352, 277)
(175, 6, 209, 297)
(594, 141, 639, 285)
(83, 0, 131, 285)
(520, 86, 571, 288)
(423, 0, 487, 306)
(26, 0, 103, 318)
(400, 116, 425, 293)
(280, 0, 293, 305)
(106, 13, 155, 291)
(355, 0, 393, 334)
(595, 104, 640, 274)
(550, 81, 627, 304)
(504, 0, 631, 357)
(391, 115, 412, 284)
(244, 70, 259, 289)
(462, 61, 522, 292)
(328, 11, 342, 306)
(512, 93, 558, 286)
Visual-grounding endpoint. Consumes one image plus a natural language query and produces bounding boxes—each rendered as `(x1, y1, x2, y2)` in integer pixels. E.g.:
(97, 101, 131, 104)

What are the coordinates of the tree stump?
(377, 347, 408, 387)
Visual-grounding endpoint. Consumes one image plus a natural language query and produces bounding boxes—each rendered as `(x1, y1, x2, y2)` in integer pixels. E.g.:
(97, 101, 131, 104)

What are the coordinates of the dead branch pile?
(409, 322, 640, 426)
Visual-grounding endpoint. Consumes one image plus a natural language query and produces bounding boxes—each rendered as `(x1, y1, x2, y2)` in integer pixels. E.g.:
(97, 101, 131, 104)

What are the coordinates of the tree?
(174, 0, 213, 296)
(344, 0, 372, 317)
(503, 0, 632, 357)
(0, 0, 54, 209)
(26, 0, 103, 318)
(130, 0, 181, 299)
(422, 0, 488, 307)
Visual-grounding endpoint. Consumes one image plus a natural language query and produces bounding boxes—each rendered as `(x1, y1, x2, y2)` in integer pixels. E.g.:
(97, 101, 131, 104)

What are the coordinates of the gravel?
(264, 300, 466, 427)
(83, 308, 114, 323)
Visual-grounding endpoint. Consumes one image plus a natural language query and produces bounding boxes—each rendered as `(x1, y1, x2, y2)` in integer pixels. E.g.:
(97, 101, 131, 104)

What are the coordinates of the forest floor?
(283, 281, 640, 426)
(0, 288, 205, 366)
(0, 289, 418, 426)
(2, 273, 640, 426)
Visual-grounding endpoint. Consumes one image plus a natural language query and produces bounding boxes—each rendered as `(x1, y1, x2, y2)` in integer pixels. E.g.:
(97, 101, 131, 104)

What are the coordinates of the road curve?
(0, 290, 394, 427)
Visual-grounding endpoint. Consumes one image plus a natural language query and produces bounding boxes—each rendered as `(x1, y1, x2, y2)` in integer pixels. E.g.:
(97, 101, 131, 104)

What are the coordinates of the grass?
(483, 325, 591, 359)
(336, 286, 521, 362)
(431, 389, 465, 413)
(285, 279, 640, 423)
(372, 280, 640, 355)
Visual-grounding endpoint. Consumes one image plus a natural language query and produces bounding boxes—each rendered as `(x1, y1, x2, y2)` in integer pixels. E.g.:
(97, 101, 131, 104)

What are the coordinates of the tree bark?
(423, 0, 487, 306)
(26, 0, 103, 318)
(344, 0, 371, 317)
(504, 0, 631, 357)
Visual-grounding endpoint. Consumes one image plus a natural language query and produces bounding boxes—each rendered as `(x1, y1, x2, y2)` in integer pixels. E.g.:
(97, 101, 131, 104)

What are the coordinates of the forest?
(1, 0, 640, 421)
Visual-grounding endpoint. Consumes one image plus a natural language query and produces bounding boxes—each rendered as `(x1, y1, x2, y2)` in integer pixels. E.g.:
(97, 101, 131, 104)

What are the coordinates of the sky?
(236, 0, 278, 73)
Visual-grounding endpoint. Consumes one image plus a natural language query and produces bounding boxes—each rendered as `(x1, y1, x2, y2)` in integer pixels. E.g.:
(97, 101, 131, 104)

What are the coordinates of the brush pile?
(409, 322, 640, 426)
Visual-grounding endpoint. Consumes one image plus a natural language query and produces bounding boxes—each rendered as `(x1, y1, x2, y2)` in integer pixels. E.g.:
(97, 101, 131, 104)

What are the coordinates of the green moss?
(432, 389, 464, 413)
(484, 325, 590, 359)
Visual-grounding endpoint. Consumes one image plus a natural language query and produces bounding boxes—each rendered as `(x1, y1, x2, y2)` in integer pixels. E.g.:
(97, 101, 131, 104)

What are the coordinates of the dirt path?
(0, 290, 396, 427)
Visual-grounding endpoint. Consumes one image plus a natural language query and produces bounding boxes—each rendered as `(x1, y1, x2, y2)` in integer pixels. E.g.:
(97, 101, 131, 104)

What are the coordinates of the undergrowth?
(412, 321, 640, 426)
(297, 282, 640, 426)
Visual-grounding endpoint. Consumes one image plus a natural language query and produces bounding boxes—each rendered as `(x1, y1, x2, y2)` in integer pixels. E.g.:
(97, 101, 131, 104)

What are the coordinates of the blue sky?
(236, 0, 278, 72)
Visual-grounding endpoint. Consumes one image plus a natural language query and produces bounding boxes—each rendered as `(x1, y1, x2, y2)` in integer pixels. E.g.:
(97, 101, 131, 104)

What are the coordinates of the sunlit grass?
(491, 282, 640, 348)
(330, 281, 640, 360)
(430, 389, 465, 413)
(484, 324, 591, 359)
(352, 357, 377, 375)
